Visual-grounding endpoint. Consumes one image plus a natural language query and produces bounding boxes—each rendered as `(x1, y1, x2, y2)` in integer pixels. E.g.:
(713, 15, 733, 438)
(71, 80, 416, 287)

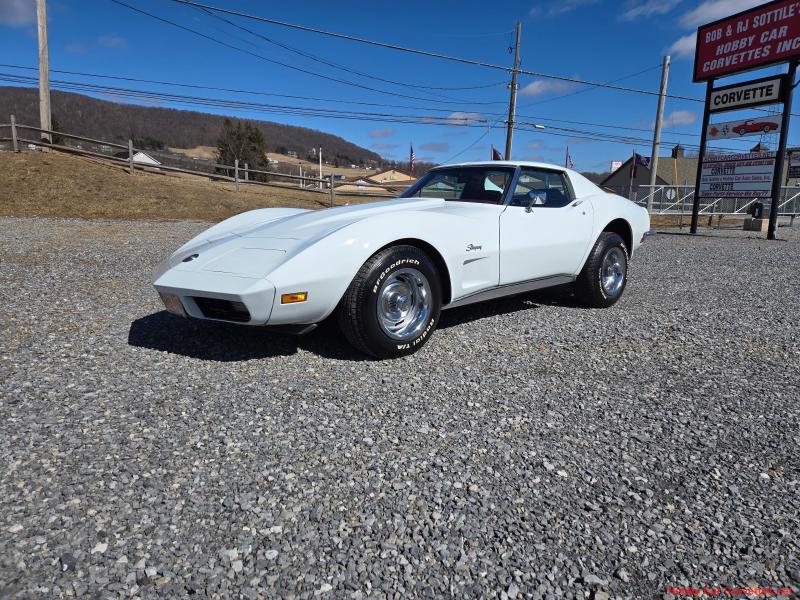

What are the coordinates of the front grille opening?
(192, 297, 251, 323)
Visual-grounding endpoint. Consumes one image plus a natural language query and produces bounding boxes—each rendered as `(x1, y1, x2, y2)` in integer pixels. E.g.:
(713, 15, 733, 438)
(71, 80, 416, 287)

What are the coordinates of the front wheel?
(337, 245, 442, 358)
(574, 232, 629, 308)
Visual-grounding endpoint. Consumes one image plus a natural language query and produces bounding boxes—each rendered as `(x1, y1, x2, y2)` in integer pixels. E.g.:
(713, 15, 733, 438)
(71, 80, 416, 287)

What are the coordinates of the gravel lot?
(1, 216, 798, 599)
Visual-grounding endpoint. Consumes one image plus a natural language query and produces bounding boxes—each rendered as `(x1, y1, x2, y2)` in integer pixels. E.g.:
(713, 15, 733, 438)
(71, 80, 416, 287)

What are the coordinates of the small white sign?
(699, 151, 776, 198)
(610, 160, 623, 172)
(707, 117, 781, 140)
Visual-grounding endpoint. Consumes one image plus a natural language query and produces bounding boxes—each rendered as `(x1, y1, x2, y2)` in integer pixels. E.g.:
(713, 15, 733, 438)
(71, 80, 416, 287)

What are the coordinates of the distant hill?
(0, 86, 381, 167)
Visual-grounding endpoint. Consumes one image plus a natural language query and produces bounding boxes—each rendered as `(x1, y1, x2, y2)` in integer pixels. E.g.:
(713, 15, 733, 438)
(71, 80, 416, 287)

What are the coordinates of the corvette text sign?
(694, 0, 800, 82)
(699, 151, 776, 198)
(709, 76, 786, 113)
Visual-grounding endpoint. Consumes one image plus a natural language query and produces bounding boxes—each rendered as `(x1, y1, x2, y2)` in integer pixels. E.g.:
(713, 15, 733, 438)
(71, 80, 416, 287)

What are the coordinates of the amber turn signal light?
(281, 292, 308, 304)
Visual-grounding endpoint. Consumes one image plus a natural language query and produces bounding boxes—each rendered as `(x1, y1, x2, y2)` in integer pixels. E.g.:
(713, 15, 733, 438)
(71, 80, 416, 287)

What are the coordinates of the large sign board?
(709, 75, 786, 113)
(707, 115, 781, 140)
(694, 0, 800, 82)
(699, 151, 776, 198)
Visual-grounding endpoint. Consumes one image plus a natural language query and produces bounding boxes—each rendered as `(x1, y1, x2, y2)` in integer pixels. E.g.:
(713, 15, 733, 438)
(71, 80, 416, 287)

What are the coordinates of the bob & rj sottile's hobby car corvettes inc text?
(153, 162, 650, 358)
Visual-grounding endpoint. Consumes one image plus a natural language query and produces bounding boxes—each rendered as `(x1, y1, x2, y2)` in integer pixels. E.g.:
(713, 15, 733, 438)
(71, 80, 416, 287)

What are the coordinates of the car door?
(498, 167, 593, 285)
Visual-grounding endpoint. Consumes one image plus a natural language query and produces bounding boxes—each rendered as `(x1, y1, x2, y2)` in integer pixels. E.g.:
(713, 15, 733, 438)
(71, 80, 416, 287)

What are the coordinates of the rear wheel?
(574, 232, 628, 308)
(337, 245, 442, 358)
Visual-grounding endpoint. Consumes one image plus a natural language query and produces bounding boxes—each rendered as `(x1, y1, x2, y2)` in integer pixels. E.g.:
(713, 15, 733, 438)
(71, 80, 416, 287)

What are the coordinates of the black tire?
(574, 232, 629, 308)
(337, 245, 442, 358)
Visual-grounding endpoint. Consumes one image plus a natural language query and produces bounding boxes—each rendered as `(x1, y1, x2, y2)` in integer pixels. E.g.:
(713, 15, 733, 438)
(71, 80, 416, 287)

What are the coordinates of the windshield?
(400, 166, 515, 204)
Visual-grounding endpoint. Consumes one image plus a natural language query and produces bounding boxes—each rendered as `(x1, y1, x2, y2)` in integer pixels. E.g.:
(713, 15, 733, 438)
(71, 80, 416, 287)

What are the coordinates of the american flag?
(631, 151, 650, 178)
(491, 145, 503, 161)
(409, 144, 415, 173)
(565, 146, 574, 169)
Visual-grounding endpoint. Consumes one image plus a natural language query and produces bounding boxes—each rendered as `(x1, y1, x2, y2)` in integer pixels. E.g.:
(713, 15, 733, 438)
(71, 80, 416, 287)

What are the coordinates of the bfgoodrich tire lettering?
(574, 232, 629, 308)
(337, 245, 442, 358)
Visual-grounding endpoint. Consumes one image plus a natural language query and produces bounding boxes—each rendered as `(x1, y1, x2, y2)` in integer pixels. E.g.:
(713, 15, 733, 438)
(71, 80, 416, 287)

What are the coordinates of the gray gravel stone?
(1, 217, 799, 599)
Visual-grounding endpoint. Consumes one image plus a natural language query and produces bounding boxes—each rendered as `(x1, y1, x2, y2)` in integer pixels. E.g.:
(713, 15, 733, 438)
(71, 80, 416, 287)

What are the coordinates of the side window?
(416, 173, 464, 200)
(510, 169, 573, 208)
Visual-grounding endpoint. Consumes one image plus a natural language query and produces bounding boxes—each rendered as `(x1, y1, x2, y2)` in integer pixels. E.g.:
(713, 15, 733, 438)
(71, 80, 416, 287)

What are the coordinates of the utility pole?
(36, 0, 52, 143)
(647, 55, 670, 213)
(504, 22, 521, 161)
(318, 146, 323, 189)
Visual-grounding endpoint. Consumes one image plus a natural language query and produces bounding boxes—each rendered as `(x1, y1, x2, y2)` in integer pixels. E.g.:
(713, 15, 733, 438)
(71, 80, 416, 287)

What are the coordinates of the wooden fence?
(0, 116, 411, 208)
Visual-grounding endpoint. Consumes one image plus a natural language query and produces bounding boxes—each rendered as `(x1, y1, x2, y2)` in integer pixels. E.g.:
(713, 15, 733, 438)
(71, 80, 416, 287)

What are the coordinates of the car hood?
(155, 197, 453, 280)
(241, 197, 445, 241)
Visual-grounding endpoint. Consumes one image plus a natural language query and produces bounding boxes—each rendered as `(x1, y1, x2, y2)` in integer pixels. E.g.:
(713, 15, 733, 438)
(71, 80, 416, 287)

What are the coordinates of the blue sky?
(0, 0, 795, 171)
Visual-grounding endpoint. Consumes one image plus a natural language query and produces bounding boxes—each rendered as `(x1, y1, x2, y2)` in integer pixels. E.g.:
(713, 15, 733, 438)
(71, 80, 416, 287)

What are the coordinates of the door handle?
(572, 200, 584, 207)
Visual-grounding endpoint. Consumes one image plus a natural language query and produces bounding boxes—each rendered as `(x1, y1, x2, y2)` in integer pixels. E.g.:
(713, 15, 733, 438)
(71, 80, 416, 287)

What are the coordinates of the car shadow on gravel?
(127, 311, 369, 362)
(438, 284, 584, 329)
(129, 287, 584, 362)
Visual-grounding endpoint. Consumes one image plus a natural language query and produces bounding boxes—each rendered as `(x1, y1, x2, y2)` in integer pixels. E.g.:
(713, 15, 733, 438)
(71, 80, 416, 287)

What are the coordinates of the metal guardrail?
(635, 185, 800, 220)
(0, 118, 413, 208)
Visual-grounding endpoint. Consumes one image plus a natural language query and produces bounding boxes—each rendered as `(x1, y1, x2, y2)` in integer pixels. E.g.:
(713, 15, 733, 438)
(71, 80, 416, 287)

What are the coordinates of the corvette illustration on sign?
(153, 162, 650, 358)
(731, 120, 779, 135)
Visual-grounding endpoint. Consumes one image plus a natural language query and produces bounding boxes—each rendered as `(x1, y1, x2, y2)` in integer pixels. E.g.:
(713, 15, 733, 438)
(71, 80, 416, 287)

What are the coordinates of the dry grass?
(0, 150, 379, 222)
(1, 151, 730, 229)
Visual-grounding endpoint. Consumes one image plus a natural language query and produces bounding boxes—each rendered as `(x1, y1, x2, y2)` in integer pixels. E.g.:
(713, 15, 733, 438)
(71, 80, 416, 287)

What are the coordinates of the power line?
(158, 0, 800, 124)
(518, 65, 661, 107)
(1, 71, 744, 154)
(165, 0, 709, 103)
(0, 62, 703, 143)
(2, 72, 764, 153)
(108, 0, 506, 106)
(190, 5, 507, 93)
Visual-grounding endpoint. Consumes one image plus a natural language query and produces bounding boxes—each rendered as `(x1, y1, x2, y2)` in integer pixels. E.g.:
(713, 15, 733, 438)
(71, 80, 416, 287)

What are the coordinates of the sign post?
(691, 82, 714, 234)
(767, 60, 797, 239)
(692, 0, 800, 238)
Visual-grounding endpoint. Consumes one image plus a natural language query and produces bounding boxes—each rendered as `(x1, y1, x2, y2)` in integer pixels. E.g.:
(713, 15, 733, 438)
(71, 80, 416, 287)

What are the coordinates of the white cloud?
(65, 43, 87, 54)
(447, 111, 481, 126)
(369, 127, 395, 139)
(664, 110, 697, 126)
(529, 0, 599, 17)
(679, 0, 768, 28)
(0, 0, 34, 26)
(548, 0, 599, 16)
(420, 142, 449, 153)
(97, 35, 127, 49)
(620, 0, 681, 20)
(520, 79, 575, 97)
(668, 32, 697, 57)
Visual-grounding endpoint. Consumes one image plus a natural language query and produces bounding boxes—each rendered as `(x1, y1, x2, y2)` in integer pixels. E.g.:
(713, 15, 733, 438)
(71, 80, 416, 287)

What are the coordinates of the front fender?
(265, 209, 497, 324)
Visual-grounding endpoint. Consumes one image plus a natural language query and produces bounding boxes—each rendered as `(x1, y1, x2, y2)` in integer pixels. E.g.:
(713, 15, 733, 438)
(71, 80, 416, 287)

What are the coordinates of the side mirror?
(525, 191, 546, 213)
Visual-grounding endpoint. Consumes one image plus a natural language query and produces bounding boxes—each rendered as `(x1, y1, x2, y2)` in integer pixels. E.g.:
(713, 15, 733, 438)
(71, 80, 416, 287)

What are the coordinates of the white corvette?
(153, 161, 650, 358)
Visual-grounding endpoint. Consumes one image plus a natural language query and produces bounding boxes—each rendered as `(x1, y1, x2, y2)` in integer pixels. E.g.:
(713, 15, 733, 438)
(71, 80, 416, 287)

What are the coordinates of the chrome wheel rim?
(376, 268, 431, 340)
(601, 247, 626, 297)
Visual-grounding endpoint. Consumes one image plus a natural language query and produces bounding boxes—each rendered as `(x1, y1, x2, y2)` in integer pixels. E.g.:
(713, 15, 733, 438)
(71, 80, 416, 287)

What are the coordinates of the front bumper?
(153, 269, 276, 325)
